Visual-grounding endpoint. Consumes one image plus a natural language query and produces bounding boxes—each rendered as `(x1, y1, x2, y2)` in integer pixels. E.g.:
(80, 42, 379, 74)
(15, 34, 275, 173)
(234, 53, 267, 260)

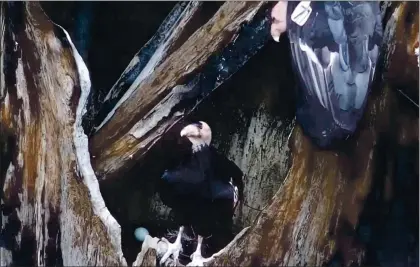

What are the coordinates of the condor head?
(180, 121, 212, 151)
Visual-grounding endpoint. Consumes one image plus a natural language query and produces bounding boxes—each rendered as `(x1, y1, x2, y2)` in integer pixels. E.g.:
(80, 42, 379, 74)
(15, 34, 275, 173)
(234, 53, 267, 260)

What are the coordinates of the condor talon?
(187, 235, 213, 267)
(159, 226, 184, 265)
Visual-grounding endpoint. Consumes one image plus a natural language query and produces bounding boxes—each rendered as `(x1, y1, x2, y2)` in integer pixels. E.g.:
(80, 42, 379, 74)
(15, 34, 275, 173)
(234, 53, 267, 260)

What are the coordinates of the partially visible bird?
(155, 121, 244, 266)
(270, 1, 383, 147)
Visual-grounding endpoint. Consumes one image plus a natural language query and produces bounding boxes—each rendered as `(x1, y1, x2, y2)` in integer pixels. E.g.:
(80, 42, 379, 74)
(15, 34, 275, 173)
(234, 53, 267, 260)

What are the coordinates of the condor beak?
(180, 124, 200, 138)
(271, 33, 280, 43)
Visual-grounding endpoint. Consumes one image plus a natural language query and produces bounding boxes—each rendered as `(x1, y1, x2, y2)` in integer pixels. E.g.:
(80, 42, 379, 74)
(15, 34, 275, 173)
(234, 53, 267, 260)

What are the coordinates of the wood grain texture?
(207, 3, 418, 266)
(97, 43, 296, 264)
(209, 85, 394, 266)
(382, 2, 419, 98)
(94, 1, 204, 133)
(124, 2, 417, 266)
(0, 2, 125, 265)
(90, 1, 266, 181)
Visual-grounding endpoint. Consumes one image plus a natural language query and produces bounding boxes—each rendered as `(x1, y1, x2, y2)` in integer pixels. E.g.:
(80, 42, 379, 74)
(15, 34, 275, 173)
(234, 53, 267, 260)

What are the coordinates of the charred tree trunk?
(90, 1, 203, 132)
(208, 2, 419, 267)
(121, 2, 419, 267)
(0, 2, 126, 265)
(89, 1, 269, 181)
(1, 1, 418, 267)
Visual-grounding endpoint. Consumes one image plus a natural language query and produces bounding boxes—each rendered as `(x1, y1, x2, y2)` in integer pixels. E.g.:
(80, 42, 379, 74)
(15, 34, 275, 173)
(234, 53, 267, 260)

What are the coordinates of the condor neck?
(191, 143, 209, 153)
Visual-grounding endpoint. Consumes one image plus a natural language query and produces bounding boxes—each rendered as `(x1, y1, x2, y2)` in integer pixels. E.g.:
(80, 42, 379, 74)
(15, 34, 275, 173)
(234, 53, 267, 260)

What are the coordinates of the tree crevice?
(1, 1, 418, 267)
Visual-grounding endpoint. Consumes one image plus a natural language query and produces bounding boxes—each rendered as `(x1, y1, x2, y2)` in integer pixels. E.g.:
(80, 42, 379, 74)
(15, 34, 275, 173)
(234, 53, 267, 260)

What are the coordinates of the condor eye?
(271, 14, 282, 24)
(192, 122, 203, 129)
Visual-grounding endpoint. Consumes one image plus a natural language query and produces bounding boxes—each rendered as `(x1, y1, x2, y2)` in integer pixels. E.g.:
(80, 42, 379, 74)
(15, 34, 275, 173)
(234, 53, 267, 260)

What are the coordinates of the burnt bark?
(0, 2, 126, 265)
(1, 1, 418, 267)
(89, 1, 270, 181)
(382, 1, 419, 103)
(124, 2, 418, 267)
(207, 2, 419, 266)
(90, 1, 207, 133)
(99, 39, 296, 264)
